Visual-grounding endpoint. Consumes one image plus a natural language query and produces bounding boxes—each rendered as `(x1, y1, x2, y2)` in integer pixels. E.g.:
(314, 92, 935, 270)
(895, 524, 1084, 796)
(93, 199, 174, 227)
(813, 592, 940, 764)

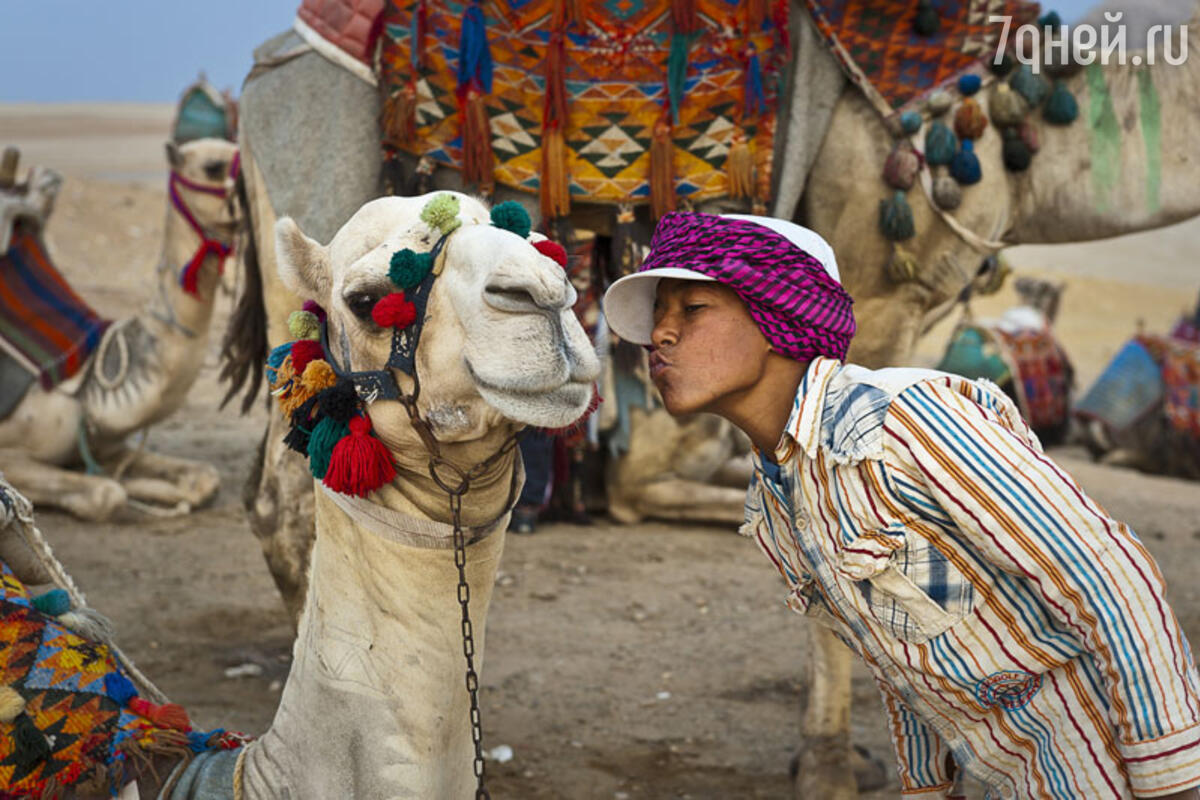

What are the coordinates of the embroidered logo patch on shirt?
(975, 670, 1043, 711)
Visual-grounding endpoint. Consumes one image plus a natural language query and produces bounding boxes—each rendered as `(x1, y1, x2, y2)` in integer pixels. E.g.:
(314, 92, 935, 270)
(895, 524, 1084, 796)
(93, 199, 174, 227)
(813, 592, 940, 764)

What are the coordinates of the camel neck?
(144, 202, 224, 339)
(241, 487, 506, 799)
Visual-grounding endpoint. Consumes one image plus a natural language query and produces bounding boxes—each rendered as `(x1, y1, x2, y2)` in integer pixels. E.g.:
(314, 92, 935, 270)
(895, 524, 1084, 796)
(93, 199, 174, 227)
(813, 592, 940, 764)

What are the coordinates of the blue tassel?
(899, 111, 923, 135)
(745, 48, 766, 118)
(1010, 64, 1049, 107)
(31, 589, 70, 616)
(457, 1, 492, 93)
(667, 32, 698, 125)
(879, 191, 916, 241)
(188, 729, 222, 753)
(924, 121, 957, 166)
(266, 342, 293, 383)
(105, 671, 139, 706)
(958, 74, 982, 96)
(951, 139, 983, 185)
(1043, 81, 1079, 125)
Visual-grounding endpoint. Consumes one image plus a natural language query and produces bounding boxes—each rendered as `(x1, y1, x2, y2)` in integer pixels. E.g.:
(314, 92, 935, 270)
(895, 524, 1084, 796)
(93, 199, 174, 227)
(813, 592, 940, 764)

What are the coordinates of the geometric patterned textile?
(805, 0, 1040, 116)
(0, 224, 111, 391)
(993, 324, 1071, 432)
(0, 561, 245, 797)
(1148, 335, 1200, 440)
(380, 0, 788, 204)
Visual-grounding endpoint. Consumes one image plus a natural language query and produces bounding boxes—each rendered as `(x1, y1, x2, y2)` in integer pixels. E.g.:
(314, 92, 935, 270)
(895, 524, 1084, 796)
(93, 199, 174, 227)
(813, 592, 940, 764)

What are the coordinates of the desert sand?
(2, 104, 1199, 799)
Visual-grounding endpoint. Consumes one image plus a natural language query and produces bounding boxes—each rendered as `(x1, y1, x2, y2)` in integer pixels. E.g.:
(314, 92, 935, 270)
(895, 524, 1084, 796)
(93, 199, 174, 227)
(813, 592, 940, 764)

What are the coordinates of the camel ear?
(165, 141, 184, 170)
(275, 217, 331, 303)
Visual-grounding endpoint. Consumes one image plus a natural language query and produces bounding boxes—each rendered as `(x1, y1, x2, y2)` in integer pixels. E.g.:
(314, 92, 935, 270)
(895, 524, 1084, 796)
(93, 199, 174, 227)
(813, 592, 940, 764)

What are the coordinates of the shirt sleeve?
(875, 676, 958, 797)
(883, 379, 1200, 797)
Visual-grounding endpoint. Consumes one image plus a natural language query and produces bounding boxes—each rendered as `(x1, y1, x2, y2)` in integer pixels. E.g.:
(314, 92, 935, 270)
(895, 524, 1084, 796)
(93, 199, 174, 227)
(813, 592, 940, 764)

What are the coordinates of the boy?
(603, 212, 1200, 799)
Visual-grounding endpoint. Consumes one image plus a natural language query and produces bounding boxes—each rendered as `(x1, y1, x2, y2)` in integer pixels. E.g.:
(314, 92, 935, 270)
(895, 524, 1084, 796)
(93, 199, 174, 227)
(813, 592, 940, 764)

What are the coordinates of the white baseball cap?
(602, 214, 840, 346)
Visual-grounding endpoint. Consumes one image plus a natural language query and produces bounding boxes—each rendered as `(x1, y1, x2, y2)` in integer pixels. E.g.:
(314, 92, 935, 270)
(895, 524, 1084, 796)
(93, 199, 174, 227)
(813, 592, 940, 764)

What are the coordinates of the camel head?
(274, 193, 600, 448)
(165, 137, 241, 244)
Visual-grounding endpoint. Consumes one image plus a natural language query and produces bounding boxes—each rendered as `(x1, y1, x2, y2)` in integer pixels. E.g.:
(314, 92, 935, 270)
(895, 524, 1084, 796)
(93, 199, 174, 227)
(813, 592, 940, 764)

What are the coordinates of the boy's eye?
(684, 303, 706, 313)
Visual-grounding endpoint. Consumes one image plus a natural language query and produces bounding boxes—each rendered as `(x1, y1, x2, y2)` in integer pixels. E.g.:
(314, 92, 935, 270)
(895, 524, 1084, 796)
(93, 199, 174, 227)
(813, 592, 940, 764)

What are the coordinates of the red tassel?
(415, 0, 430, 70)
(323, 415, 397, 497)
(533, 239, 568, 268)
(130, 697, 191, 730)
(462, 88, 495, 191)
(179, 240, 231, 296)
(650, 111, 676, 220)
(382, 82, 418, 148)
(541, 21, 570, 220)
(671, 0, 697, 33)
(372, 292, 417, 328)
(747, 0, 767, 28)
(290, 339, 325, 376)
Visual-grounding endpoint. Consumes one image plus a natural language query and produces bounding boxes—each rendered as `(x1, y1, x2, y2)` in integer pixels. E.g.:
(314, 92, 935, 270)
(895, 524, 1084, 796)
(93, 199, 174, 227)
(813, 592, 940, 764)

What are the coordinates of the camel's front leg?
(108, 447, 220, 510)
(794, 625, 858, 800)
(0, 449, 127, 521)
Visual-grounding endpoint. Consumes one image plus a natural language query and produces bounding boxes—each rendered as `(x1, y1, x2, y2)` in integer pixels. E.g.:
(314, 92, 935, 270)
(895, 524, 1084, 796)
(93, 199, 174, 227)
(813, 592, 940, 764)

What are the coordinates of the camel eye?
(345, 292, 379, 322)
(203, 161, 227, 181)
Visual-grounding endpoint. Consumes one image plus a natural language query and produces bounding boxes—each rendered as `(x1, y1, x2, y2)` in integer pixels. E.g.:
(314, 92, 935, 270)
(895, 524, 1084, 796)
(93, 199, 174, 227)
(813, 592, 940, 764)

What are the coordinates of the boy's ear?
(275, 217, 331, 303)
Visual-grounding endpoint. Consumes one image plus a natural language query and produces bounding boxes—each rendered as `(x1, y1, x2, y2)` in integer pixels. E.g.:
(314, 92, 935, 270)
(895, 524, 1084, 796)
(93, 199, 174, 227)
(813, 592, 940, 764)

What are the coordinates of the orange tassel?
(727, 130, 753, 199)
(650, 112, 677, 220)
(323, 415, 397, 498)
(541, 24, 570, 219)
(671, 0, 697, 33)
(382, 82, 418, 148)
(541, 127, 570, 219)
(130, 697, 191, 731)
(747, 0, 767, 28)
(462, 89, 494, 192)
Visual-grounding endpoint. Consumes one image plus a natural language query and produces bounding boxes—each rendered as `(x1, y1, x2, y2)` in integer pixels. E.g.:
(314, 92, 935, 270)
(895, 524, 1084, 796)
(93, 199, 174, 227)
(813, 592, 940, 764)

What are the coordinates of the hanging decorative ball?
(316, 381, 360, 423)
(1018, 118, 1041, 153)
(371, 292, 418, 329)
(490, 201, 532, 239)
(989, 83, 1029, 128)
(954, 97, 988, 140)
(925, 121, 958, 167)
(925, 90, 953, 117)
(1002, 128, 1034, 171)
(879, 191, 916, 241)
(1043, 81, 1079, 125)
(287, 310, 321, 341)
(308, 416, 350, 480)
(913, 0, 940, 36)
(887, 245, 921, 283)
(951, 139, 983, 185)
(290, 339, 325, 376)
(958, 73, 983, 97)
(533, 239, 568, 267)
(302, 299, 327, 322)
(1038, 10, 1062, 28)
(419, 193, 463, 236)
(883, 143, 922, 191)
(990, 50, 1016, 77)
(1010, 64, 1050, 107)
(389, 248, 434, 290)
(899, 111, 924, 135)
(932, 173, 963, 209)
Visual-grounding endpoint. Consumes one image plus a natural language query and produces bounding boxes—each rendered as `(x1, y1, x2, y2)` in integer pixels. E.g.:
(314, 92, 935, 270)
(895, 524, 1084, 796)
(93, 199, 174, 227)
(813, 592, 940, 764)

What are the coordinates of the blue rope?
(457, 1, 492, 93)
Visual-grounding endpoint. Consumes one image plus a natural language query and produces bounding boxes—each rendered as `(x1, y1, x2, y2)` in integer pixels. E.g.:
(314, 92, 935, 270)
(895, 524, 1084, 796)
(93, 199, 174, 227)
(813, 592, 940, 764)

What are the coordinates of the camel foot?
(790, 743, 887, 795)
(789, 734, 860, 800)
(0, 453, 129, 521)
(110, 450, 220, 510)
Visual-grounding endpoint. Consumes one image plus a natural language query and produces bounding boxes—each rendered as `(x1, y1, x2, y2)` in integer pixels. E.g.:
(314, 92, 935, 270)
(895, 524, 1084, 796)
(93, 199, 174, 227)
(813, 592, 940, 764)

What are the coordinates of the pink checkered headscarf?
(614, 212, 856, 362)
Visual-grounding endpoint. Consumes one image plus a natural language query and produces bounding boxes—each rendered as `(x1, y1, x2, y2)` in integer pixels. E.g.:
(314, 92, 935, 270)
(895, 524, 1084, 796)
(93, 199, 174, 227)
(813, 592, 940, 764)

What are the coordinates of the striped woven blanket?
(0, 224, 110, 391)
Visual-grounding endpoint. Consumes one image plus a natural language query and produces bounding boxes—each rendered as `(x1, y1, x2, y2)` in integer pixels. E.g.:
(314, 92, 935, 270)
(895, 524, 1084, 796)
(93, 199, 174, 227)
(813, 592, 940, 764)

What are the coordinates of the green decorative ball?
(420, 193, 462, 235)
(389, 249, 433, 290)
(490, 201, 532, 239)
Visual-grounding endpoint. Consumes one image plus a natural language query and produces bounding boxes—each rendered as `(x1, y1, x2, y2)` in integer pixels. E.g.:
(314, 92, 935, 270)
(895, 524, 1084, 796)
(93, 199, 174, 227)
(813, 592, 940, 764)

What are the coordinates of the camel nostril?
(484, 285, 540, 311)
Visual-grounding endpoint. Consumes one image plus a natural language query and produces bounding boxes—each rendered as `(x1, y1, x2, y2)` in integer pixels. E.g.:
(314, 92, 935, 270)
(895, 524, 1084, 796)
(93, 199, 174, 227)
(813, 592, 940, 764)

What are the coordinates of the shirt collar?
(775, 356, 842, 463)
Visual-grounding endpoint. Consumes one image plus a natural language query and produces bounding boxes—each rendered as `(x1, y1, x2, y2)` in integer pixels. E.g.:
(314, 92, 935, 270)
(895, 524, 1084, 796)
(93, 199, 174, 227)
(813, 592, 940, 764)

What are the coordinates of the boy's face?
(649, 278, 773, 416)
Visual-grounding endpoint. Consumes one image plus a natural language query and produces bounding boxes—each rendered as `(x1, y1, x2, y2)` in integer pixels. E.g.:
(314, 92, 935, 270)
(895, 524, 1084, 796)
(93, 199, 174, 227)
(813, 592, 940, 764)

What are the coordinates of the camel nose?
(484, 265, 573, 313)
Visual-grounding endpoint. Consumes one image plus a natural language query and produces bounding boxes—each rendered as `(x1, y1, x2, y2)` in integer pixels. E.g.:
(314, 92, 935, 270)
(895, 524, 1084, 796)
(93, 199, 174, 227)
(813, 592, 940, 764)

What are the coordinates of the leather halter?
(169, 151, 240, 295)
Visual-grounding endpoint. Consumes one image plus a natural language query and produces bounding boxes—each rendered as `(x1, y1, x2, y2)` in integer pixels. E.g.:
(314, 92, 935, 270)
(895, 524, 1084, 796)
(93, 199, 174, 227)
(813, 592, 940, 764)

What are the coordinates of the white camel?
(0, 191, 599, 799)
(0, 139, 240, 521)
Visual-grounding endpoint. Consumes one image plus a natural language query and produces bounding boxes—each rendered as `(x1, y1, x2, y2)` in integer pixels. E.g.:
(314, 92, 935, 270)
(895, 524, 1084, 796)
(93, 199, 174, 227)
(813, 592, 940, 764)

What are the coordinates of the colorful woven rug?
(1073, 338, 1165, 436)
(0, 560, 246, 796)
(380, 0, 787, 206)
(0, 224, 110, 391)
(805, 0, 1040, 116)
(1146, 335, 1200, 440)
(994, 325, 1071, 431)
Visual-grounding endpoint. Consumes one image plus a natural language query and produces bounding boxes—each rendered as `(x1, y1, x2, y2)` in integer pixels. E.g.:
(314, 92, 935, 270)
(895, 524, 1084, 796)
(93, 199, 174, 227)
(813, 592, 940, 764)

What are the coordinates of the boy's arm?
(884, 380, 1200, 798)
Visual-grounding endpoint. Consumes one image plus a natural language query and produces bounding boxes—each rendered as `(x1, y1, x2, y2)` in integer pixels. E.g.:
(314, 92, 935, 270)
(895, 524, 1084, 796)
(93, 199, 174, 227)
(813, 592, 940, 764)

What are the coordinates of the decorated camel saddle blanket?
(1141, 334, 1200, 441)
(1073, 337, 1165, 437)
(0, 222, 110, 393)
(0, 559, 246, 797)
(379, 0, 790, 213)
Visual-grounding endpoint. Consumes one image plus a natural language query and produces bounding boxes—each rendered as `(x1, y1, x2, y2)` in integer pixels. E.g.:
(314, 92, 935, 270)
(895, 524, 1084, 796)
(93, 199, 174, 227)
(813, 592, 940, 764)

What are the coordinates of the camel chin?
(475, 379, 594, 429)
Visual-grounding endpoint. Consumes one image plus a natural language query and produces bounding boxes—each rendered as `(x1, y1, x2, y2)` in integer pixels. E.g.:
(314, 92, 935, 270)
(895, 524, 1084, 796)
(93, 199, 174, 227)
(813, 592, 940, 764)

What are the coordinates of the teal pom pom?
(105, 672, 139, 705)
(879, 191, 915, 241)
(899, 111, 923, 135)
(389, 249, 434, 290)
(1010, 65, 1049, 107)
(32, 589, 70, 616)
(924, 121, 957, 167)
(308, 416, 350, 480)
(951, 140, 983, 184)
(958, 74, 982, 96)
(1043, 81, 1078, 125)
(490, 201, 531, 239)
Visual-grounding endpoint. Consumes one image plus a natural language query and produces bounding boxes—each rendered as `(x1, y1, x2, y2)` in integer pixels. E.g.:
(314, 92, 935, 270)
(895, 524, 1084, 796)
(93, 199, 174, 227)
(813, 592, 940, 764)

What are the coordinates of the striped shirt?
(741, 357, 1200, 799)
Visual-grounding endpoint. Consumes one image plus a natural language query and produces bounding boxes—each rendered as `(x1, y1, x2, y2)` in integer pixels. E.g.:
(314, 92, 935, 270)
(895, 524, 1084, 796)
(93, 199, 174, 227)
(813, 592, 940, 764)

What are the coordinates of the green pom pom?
(420, 194, 462, 236)
(389, 249, 433, 290)
(308, 416, 350, 480)
(490, 201, 531, 239)
(1043, 81, 1078, 125)
(879, 191, 915, 241)
(287, 310, 320, 341)
(32, 589, 70, 616)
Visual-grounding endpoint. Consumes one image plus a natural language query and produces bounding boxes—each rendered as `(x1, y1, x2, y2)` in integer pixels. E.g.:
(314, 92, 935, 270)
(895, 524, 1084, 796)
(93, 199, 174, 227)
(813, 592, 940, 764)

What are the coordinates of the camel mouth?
(466, 361, 594, 427)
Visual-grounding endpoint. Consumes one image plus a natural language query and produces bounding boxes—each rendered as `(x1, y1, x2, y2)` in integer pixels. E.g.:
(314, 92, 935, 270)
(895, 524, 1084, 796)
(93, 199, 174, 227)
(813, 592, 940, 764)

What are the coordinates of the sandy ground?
(3, 105, 1200, 799)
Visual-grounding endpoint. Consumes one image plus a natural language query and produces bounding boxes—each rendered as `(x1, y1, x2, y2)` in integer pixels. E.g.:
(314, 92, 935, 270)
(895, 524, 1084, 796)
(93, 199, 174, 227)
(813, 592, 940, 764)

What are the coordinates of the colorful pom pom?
(899, 111, 923, 135)
(372, 292, 418, 329)
(266, 342, 293, 384)
(420, 193, 462, 235)
(958, 73, 982, 96)
(32, 588, 70, 616)
(389, 249, 434, 290)
(288, 310, 321, 341)
(290, 339, 324, 376)
(316, 382, 360, 423)
(533, 239, 568, 268)
(490, 201, 532, 239)
(879, 191, 915, 241)
(302, 300, 327, 322)
(308, 416, 350, 479)
(322, 415, 396, 497)
(130, 697, 191, 730)
(1043, 81, 1078, 125)
(951, 139, 983, 184)
(954, 97, 988, 140)
(924, 121, 957, 167)
(301, 359, 338, 392)
(105, 672, 139, 706)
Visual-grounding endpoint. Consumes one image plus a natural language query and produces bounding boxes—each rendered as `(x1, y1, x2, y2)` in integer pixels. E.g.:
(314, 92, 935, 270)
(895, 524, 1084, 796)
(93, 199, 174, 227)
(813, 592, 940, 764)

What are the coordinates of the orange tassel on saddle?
(650, 110, 677, 220)
(541, 6, 571, 220)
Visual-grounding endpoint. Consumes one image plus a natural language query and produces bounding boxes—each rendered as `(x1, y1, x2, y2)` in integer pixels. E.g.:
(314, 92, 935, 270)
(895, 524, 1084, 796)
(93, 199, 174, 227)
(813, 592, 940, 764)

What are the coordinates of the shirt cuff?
(1120, 721, 1200, 797)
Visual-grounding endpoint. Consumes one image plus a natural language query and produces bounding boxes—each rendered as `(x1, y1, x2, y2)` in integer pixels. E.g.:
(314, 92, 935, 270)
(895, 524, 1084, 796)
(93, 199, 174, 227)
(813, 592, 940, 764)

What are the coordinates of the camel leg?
(794, 625, 858, 800)
(610, 478, 747, 526)
(110, 448, 220, 510)
(0, 450, 127, 522)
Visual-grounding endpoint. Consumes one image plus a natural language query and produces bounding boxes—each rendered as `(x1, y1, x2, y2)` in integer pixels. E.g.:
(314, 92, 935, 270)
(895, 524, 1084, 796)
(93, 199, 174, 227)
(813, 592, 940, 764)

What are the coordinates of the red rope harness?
(169, 151, 239, 296)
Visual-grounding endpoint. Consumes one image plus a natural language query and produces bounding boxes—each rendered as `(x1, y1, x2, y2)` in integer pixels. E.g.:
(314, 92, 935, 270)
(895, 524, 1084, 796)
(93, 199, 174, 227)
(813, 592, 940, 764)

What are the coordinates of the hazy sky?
(3, 0, 1101, 103)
